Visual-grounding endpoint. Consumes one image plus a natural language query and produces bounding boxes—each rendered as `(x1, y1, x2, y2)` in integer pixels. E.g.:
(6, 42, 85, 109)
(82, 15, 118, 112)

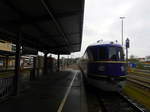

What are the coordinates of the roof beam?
(0, 27, 43, 51)
(46, 42, 80, 50)
(0, 10, 81, 26)
(41, 0, 70, 52)
(33, 24, 60, 46)
(42, 32, 81, 38)
(2, 0, 25, 26)
(2, 0, 59, 51)
(21, 33, 44, 50)
(79, 0, 85, 50)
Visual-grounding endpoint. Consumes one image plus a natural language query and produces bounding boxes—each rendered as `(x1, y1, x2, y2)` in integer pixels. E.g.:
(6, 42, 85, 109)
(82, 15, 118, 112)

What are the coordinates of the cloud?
(77, 0, 150, 57)
(83, 25, 98, 37)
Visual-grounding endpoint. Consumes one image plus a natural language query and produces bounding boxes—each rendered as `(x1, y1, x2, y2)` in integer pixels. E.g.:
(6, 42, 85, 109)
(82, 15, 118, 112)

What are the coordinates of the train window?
(98, 47, 107, 60)
(109, 47, 124, 61)
(88, 47, 97, 61)
(85, 52, 88, 59)
(83, 51, 88, 60)
(99, 47, 107, 60)
(89, 47, 107, 61)
(109, 47, 117, 60)
(117, 47, 124, 60)
(87, 49, 94, 61)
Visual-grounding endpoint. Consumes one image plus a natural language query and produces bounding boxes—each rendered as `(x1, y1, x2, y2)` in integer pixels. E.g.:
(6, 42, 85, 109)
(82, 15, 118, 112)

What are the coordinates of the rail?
(134, 69, 150, 73)
(119, 93, 146, 112)
(95, 90, 148, 112)
(127, 69, 150, 90)
(127, 79, 150, 90)
(129, 69, 150, 76)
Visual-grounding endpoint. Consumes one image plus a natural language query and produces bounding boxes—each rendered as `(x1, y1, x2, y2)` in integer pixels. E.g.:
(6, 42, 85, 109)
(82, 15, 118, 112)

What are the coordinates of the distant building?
(145, 58, 150, 62)
(137, 58, 145, 62)
(136, 57, 150, 64)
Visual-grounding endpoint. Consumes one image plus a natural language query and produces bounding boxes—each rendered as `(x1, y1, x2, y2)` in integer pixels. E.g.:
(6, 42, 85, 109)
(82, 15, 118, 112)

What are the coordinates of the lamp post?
(120, 17, 125, 46)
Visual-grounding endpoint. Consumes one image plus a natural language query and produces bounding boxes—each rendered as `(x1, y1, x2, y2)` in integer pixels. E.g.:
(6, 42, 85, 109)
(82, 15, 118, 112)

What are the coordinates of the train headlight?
(110, 77, 115, 81)
(98, 66, 105, 71)
(121, 66, 125, 71)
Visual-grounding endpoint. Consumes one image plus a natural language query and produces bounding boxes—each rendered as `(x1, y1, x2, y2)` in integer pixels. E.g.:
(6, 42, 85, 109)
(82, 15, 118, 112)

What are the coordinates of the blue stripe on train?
(87, 62, 127, 76)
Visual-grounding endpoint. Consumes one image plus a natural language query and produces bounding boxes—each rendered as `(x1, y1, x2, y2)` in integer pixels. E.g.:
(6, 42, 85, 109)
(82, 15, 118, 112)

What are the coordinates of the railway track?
(128, 75, 150, 84)
(95, 90, 148, 112)
(129, 70, 150, 79)
(127, 78, 150, 90)
(134, 69, 150, 74)
(127, 72, 150, 90)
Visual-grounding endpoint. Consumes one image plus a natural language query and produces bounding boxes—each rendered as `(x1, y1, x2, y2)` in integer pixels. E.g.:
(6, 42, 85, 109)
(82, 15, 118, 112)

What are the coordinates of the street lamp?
(120, 17, 125, 46)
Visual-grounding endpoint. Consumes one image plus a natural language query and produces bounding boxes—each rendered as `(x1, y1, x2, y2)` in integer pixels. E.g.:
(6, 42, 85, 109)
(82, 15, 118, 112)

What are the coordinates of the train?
(79, 41, 127, 91)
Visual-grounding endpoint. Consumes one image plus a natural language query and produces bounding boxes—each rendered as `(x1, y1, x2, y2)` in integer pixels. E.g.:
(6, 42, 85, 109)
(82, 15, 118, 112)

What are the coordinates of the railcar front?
(85, 44, 127, 91)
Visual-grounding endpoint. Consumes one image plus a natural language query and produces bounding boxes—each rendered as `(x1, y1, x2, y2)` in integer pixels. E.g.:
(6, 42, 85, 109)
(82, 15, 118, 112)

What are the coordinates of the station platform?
(0, 70, 88, 112)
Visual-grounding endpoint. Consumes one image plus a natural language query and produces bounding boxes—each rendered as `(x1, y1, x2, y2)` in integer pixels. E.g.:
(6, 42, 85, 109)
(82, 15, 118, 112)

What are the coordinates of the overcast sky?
(72, 0, 150, 58)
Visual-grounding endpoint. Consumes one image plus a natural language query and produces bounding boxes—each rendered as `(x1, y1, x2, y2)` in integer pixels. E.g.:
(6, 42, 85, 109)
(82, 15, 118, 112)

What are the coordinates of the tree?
(130, 55, 136, 59)
(128, 55, 139, 63)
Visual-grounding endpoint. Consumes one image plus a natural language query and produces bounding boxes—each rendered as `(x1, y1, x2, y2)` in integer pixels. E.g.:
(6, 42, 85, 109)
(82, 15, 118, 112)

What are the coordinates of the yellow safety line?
(57, 71, 78, 112)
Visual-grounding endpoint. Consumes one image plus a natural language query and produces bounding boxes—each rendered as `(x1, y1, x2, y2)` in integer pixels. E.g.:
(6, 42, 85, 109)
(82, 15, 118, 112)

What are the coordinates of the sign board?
(22, 46, 38, 55)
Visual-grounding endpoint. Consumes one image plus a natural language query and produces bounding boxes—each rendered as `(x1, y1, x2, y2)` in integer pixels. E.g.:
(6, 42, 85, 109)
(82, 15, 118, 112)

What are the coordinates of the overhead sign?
(22, 46, 38, 55)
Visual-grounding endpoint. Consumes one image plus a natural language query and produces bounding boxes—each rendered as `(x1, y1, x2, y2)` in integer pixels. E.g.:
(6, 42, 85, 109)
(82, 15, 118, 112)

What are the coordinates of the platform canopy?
(0, 0, 84, 54)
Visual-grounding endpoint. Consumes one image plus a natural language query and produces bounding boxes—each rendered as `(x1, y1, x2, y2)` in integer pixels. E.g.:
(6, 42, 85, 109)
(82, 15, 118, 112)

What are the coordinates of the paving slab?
(0, 70, 88, 112)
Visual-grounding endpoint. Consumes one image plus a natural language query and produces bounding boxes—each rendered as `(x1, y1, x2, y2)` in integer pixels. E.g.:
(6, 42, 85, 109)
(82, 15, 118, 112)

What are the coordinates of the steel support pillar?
(13, 33, 21, 96)
(31, 57, 36, 80)
(57, 54, 60, 72)
(43, 52, 48, 75)
(37, 56, 40, 78)
(5, 56, 9, 70)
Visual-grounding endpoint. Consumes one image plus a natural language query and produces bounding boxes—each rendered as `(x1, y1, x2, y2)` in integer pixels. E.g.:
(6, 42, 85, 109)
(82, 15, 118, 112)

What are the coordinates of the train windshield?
(108, 47, 124, 61)
(89, 46, 124, 61)
(99, 47, 108, 60)
(88, 47, 107, 61)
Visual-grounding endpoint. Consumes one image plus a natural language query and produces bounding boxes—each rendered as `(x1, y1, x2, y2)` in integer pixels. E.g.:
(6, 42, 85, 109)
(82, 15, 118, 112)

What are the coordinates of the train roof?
(87, 43, 122, 48)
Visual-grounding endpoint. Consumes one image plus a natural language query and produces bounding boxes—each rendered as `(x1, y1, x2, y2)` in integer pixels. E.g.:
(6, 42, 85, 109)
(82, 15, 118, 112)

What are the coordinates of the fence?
(0, 75, 14, 100)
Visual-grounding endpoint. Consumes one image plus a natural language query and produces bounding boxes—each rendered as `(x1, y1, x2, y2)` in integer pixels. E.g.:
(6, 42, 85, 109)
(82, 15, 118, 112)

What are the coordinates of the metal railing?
(0, 67, 44, 101)
(0, 76, 14, 100)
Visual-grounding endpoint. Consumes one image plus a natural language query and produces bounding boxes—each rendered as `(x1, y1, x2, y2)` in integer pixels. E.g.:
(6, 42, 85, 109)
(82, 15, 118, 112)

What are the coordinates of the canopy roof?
(0, 0, 84, 54)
